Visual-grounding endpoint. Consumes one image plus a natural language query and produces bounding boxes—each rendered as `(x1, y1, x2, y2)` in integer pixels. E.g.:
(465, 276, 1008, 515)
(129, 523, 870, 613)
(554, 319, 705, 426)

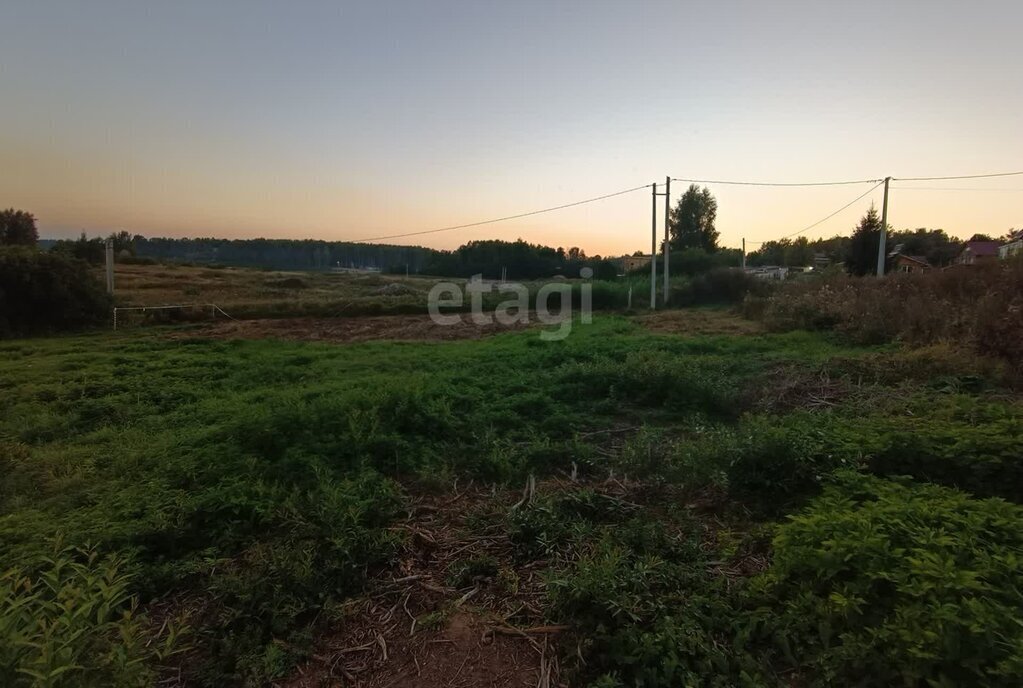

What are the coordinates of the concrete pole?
(105, 238, 114, 294)
(876, 177, 891, 277)
(662, 177, 671, 303)
(650, 183, 657, 310)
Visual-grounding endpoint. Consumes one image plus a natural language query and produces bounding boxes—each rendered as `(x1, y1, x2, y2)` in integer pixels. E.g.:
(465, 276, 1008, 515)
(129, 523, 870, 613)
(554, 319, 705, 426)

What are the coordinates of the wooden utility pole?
(876, 176, 891, 277)
(742, 238, 746, 269)
(105, 237, 114, 294)
(662, 177, 671, 303)
(650, 183, 657, 309)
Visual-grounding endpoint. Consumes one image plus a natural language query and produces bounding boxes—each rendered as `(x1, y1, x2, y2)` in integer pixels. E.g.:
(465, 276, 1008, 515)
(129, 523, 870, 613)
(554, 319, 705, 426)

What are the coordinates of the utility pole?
(650, 183, 657, 309)
(741, 238, 746, 270)
(876, 176, 891, 277)
(662, 176, 671, 303)
(105, 237, 114, 294)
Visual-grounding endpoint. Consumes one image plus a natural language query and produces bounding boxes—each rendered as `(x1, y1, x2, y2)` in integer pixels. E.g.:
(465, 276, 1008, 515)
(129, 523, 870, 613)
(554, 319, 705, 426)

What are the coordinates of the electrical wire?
(891, 186, 1023, 192)
(347, 169, 1020, 246)
(893, 170, 1023, 182)
(671, 176, 881, 187)
(349, 183, 652, 243)
(778, 180, 885, 241)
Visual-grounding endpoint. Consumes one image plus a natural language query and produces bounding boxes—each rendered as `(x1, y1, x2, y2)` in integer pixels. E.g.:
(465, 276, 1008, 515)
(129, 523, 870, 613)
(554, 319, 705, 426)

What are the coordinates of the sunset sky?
(2, 1, 1020, 256)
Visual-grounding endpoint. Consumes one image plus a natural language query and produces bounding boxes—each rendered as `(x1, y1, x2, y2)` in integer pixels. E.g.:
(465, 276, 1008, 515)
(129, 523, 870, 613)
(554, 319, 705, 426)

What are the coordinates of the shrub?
(722, 414, 870, 515)
(555, 350, 739, 418)
(868, 410, 1023, 502)
(758, 472, 1023, 686)
(751, 261, 1023, 371)
(543, 514, 771, 686)
(0, 247, 110, 335)
(673, 268, 772, 306)
(0, 545, 187, 687)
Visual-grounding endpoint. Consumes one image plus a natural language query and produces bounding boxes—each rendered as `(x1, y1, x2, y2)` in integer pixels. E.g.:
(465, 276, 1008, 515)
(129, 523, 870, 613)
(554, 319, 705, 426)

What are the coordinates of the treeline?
(133, 236, 437, 272)
(47, 233, 625, 280)
(747, 226, 976, 269)
(422, 239, 619, 280)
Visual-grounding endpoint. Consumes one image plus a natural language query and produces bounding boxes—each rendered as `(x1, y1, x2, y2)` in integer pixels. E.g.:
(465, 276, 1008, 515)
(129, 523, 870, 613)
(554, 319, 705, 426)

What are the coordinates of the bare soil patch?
(633, 309, 764, 337)
(166, 314, 532, 344)
(284, 485, 559, 688)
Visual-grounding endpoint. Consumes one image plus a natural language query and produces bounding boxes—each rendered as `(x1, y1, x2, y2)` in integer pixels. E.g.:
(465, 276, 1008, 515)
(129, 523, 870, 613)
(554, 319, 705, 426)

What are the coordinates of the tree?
(888, 228, 959, 267)
(669, 184, 719, 252)
(0, 209, 39, 246)
(846, 205, 887, 276)
(784, 237, 815, 267)
(109, 230, 135, 256)
(593, 259, 619, 281)
(0, 247, 110, 334)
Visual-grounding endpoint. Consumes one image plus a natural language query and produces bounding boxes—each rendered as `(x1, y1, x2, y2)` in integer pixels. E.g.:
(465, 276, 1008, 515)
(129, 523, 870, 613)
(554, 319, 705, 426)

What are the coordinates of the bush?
(0, 545, 187, 687)
(0, 247, 110, 335)
(751, 261, 1023, 370)
(758, 472, 1023, 686)
(555, 350, 739, 418)
(674, 268, 772, 306)
(539, 505, 770, 687)
(868, 409, 1023, 502)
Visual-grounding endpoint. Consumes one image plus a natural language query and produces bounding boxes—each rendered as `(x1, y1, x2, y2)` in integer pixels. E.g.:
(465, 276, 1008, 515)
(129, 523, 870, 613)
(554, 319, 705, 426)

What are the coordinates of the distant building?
(888, 244, 932, 273)
(619, 254, 652, 273)
(954, 241, 1000, 265)
(892, 254, 931, 273)
(999, 231, 1023, 259)
(745, 265, 788, 280)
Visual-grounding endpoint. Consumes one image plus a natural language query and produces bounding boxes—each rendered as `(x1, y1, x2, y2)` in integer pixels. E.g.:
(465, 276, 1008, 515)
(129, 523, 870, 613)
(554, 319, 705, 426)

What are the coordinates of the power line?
(893, 170, 1023, 182)
(778, 180, 885, 241)
(349, 183, 651, 243)
(891, 186, 1023, 192)
(671, 176, 881, 187)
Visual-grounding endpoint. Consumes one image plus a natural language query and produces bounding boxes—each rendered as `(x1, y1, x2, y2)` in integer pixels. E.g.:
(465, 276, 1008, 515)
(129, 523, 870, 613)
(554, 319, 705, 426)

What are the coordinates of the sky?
(1, 0, 1021, 256)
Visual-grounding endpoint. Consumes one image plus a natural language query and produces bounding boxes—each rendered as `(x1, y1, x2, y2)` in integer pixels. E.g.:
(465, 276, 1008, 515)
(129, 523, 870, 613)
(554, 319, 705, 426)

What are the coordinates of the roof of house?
(896, 254, 931, 266)
(961, 241, 1000, 257)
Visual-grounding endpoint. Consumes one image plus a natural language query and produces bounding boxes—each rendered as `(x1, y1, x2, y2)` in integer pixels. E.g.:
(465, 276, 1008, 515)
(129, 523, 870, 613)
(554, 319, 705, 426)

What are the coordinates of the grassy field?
(2, 310, 1022, 686)
(104, 263, 684, 327)
(107, 264, 446, 321)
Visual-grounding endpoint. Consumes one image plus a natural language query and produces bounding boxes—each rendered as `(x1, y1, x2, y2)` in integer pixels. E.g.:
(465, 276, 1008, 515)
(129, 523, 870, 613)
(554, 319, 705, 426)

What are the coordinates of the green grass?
(1, 314, 1021, 685)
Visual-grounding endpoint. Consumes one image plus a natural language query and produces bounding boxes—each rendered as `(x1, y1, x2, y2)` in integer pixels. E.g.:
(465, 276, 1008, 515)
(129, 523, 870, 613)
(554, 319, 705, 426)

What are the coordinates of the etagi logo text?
(427, 268, 594, 341)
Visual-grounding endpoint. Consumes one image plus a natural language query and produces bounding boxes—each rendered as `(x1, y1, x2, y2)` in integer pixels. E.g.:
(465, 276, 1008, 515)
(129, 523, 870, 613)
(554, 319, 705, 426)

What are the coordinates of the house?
(954, 241, 1000, 265)
(892, 254, 931, 273)
(999, 231, 1023, 259)
(745, 265, 788, 280)
(886, 244, 931, 273)
(619, 254, 652, 273)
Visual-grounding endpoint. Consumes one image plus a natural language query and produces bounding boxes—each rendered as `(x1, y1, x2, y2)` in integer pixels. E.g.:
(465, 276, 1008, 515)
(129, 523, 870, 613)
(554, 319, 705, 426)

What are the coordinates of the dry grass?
(750, 260, 1023, 372)
(164, 314, 535, 344)
(105, 263, 449, 321)
(110, 263, 440, 305)
(633, 308, 765, 337)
